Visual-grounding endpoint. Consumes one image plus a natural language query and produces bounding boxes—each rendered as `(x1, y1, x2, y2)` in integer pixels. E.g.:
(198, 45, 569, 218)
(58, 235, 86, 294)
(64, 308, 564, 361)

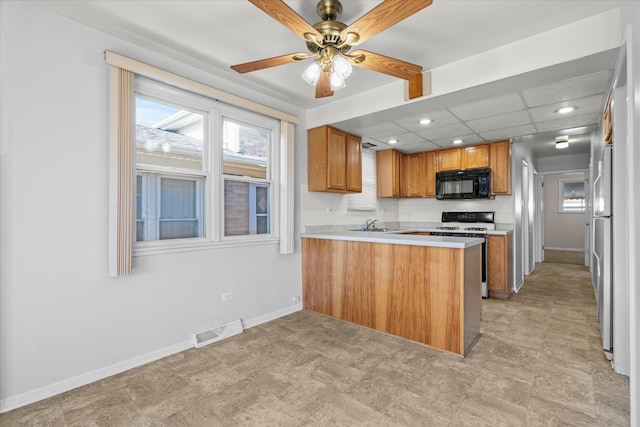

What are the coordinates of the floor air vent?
(194, 319, 243, 348)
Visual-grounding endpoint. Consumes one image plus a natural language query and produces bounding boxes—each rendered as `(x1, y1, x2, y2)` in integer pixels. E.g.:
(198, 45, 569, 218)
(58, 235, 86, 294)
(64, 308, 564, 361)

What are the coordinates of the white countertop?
(301, 230, 484, 249)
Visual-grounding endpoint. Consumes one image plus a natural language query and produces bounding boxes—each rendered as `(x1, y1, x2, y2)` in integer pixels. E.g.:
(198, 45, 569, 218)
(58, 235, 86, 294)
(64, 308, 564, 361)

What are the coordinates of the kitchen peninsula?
(301, 231, 483, 356)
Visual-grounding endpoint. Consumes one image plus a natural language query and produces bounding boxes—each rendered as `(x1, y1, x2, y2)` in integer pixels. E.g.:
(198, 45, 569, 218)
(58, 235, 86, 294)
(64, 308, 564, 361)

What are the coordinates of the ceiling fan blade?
(249, 0, 322, 42)
(231, 53, 309, 73)
(315, 71, 334, 98)
(350, 50, 422, 80)
(340, 0, 433, 46)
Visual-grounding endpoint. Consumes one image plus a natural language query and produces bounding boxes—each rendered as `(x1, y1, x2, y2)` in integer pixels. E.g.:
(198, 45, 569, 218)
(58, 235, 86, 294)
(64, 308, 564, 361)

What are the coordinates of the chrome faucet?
(364, 219, 378, 231)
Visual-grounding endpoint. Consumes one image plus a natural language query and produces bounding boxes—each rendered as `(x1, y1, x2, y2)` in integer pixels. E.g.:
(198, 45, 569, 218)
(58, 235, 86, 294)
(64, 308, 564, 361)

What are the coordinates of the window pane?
(136, 97, 204, 170)
(222, 119, 268, 179)
(159, 178, 202, 240)
(560, 180, 586, 212)
(255, 185, 268, 215)
(224, 180, 270, 236)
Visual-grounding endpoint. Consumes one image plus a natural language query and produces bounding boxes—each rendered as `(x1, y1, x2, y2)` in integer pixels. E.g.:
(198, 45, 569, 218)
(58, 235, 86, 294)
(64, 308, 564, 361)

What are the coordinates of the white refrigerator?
(592, 144, 612, 359)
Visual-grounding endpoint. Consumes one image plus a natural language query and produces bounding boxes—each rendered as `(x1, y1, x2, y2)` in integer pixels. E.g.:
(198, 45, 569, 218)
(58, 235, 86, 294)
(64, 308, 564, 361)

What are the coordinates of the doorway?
(540, 171, 588, 265)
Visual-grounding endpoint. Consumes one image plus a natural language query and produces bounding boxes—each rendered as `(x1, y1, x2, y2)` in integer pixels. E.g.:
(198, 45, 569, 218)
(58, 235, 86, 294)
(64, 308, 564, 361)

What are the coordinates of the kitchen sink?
(348, 228, 407, 232)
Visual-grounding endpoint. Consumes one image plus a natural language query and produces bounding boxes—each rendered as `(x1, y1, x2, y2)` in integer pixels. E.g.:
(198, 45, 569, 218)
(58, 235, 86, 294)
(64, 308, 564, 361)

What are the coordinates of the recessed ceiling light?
(452, 139, 463, 145)
(419, 118, 432, 125)
(557, 106, 575, 114)
(388, 139, 398, 145)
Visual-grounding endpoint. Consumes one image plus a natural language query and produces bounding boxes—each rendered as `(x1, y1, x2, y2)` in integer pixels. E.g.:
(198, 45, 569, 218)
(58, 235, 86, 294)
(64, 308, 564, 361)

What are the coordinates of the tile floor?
(0, 261, 630, 426)
(544, 250, 585, 265)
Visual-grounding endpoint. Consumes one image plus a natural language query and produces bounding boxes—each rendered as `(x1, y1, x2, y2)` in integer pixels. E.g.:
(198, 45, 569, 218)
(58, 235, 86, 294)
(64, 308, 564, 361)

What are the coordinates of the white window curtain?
(106, 51, 297, 276)
(346, 148, 377, 212)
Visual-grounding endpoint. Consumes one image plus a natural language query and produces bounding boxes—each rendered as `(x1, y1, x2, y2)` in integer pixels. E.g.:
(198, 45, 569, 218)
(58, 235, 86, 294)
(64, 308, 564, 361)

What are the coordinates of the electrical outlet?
(221, 292, 234, 302)
(291, 296, 301, 303)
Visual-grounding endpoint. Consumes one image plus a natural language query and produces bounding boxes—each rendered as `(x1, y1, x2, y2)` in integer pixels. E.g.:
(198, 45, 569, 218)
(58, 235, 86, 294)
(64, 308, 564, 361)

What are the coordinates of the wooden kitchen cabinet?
(424, 150, 438, 197)
(403, 152, 425, 197)
(437, 147, 461, 171)
(302, 237, 481, 355)
(438, 145, 490, 172)
(487, 233, 514, 299)
(461, 144, 490, 169)
(307, 125, 362, 193)
(489, 140, 511, 195)
(376, 149, 405, 197)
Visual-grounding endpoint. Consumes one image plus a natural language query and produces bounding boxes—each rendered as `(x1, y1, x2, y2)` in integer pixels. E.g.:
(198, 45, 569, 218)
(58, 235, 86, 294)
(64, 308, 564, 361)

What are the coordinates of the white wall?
(0, 1, 306, 410)
(511, 141, 537, 289)
(301, 186, 400, 229)
(542, 172, 586, 251)
(398, 195, 514, 225)
(537, 153, 590, 173)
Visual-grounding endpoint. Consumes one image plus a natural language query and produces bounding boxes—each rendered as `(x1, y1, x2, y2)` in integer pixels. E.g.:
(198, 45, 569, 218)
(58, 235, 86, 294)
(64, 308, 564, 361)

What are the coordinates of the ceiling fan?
(231, 0, 432, 99)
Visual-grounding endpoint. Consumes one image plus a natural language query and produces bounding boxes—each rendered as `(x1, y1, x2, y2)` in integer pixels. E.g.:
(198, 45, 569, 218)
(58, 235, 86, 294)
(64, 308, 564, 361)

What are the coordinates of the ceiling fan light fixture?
(332, 55, 352, 79)
(302, 62, 322, 86)
(329, 71, 346, 90)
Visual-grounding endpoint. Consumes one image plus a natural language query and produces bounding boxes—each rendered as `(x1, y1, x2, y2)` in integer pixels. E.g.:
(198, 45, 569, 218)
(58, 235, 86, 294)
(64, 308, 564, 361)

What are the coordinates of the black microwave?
(435, 168, 493, 200)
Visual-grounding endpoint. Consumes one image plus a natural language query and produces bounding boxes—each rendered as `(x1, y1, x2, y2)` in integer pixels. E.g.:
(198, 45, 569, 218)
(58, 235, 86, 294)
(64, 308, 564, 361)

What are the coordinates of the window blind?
(108, 66, 135, 276)
(346, 148, 377, 212)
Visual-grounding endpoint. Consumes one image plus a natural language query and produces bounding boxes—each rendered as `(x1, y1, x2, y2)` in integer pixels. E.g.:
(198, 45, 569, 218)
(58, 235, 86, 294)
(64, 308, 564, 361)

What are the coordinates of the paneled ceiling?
(333, 67, 615, 158)
(28, 0, 621, 158)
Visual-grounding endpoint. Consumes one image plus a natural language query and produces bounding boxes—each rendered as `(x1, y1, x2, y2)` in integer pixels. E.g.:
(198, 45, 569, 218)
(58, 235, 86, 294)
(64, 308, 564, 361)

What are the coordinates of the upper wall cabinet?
(489, 140, 511, 195)
(437, 145, 490, 172)
(308, 125, 362, 193)
(404, 152, 426, 197)
(461, 144, 490, 169)
(376, 149, 405, 197)
(424, 151, 438, 197)
(437, 148, 461, 172)
(377, 139, 511, 198)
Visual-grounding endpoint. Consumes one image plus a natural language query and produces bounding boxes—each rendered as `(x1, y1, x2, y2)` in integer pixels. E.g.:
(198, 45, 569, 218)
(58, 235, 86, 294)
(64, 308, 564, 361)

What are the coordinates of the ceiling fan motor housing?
(316, 0, 342, 21)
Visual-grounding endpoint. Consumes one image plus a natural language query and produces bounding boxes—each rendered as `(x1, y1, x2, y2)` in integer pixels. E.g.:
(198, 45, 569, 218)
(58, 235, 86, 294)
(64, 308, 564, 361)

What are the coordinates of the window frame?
(133, 77, 280, 256)
(219, 107, 278, 242)
(558, 178, 586, 213)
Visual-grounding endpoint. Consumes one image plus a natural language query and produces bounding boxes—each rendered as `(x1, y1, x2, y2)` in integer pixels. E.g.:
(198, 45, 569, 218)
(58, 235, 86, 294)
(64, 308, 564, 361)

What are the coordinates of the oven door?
(468, 234, 488, 297)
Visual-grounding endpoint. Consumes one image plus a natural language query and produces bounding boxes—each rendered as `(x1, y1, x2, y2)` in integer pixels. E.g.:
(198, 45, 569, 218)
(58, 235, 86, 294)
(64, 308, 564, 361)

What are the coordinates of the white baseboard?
(544, 247, 584, 252)
(242, 303, 302, 329)
(0, 304, 303, 413)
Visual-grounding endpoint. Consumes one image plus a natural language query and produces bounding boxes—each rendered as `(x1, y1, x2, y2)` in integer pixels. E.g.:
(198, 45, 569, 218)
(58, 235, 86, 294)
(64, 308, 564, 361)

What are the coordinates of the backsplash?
(399, 194, 516, 224)
(301, 184, 515, 232)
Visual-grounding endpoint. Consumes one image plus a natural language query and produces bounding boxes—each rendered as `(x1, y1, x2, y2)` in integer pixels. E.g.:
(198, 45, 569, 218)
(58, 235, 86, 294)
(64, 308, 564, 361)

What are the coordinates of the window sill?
(557, 210, 586, 214)
(133, 236, 280, 256)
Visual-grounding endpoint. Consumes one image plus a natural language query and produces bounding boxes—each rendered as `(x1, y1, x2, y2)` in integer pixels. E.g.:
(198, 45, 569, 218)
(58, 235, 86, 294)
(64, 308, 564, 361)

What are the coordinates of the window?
(135, 95, 206, 242)
(558, 179, 586, 212)
(133, 77, 278, 250)
(221, 116, 272, 236)
(106, 50, 296, 275)
(346, 148, 377, 212)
